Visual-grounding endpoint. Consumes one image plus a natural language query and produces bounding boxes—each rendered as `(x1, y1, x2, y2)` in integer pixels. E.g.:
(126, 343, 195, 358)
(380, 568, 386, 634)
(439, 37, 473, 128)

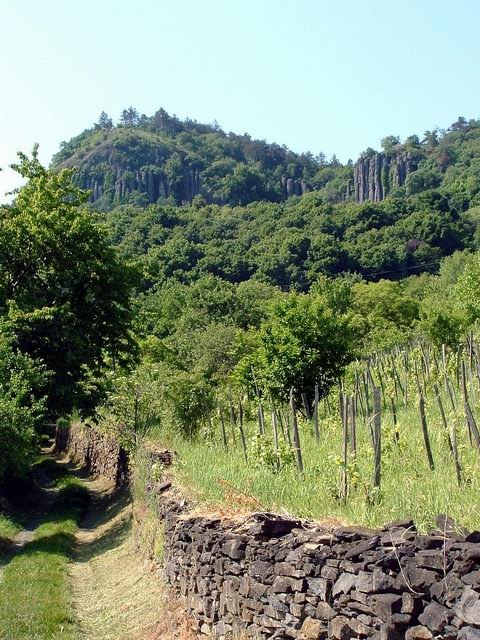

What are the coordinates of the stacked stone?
(54, 423, 128, 485)
(160, 507, 480, 640)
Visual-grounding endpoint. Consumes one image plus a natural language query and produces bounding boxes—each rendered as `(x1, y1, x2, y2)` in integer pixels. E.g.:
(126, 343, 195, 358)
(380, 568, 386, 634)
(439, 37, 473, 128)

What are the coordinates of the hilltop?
(53, 108, 480, 211)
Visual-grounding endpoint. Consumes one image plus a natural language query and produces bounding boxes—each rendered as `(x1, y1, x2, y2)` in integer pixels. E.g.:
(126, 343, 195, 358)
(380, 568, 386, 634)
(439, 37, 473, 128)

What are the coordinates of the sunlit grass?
(0, 466, 89, 640)
(151, 387, 480, 532)
(0, 515, 22, 553)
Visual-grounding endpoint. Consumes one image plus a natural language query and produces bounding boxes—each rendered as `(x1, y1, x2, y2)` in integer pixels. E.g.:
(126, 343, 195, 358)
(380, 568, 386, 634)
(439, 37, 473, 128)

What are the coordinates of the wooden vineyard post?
(271, 401, 279, 451)
(290, 389, 304, 475)
(350, 396, 357, 456)
(433, 384, 453, 454)
(363, 371, 370, 416)
(390, 396, 399, 442)
(238, 398, 248, 462)
(251, 368, 265, 435)
(355, 370, 366, 420)
(468, 353, 476, 405)
(373, 387, 381, 489)
(418, 392, 435, 471)
(451, 420, 462, 486)
(204, 396, 214, 442)
(341, 393, 349, 501)
(376, 366, 386, 398)
(464, 402, 480, 454)
(281, 409, 293, 447)
(433, 380, 462, 484)
(219, 409, 228, 451)
(447, 377, 457, 411)
(442, 344, 449, 396)
(404, 348, 409, 407)
(313, 383, 320, 442)
(302, 393, 312, 420)
(228, 395, 237, 444)
(325, 394, 331, 416)
(462, 360, 474, 446)
(276, 407, 286, 441)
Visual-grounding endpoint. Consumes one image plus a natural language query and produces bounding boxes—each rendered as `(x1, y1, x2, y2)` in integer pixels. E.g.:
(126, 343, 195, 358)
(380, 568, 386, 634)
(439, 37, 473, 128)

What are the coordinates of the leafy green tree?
(405, 168, 442, 195)
(0, 331, 46, 480)
(236, 293, 357, 401)
(453, 252, 480, 326)
(220, 163, 273, 206)
(95, 111, 113, 130)
(351, 280, 420, 351)
(119, 106, 139, 127)
(98, 364, 163, 451)
(381, 135, 400, 154)
(0, 148, 138, 417)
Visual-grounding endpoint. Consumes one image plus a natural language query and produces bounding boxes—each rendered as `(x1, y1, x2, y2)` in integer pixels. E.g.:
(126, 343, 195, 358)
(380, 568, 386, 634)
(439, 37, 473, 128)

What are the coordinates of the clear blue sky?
(1, 0, 479, 201)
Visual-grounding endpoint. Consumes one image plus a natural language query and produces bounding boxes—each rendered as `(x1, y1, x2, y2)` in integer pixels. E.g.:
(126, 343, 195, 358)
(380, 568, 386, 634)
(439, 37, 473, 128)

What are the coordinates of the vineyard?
(159, 338, 480, 531)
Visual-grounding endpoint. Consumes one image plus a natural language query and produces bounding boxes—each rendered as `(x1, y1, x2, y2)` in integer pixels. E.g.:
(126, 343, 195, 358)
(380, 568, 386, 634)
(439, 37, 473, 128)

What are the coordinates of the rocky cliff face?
(281, 177, 310, 198)
(353, 152, 418, 202)
(80, 152, 413, 207)
(78, 166, 203, 205)
(80, 167, 308, 206)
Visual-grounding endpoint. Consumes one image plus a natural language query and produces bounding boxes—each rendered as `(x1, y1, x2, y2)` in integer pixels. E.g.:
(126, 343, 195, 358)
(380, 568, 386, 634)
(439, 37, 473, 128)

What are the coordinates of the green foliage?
(161, 336, 480, 531)
(52, 107, 341, 208)
(101, 187, 472, 292)
(351, 280, 420, 351)
(0, 331, 46, 481)
(454, 252, 480, 325)
(163, 369, 215, 438)
(418, 250, 475, 347)
(250, 434, 295, 473)
(98, 364, 164, 451)
(0, 148, 138, 417)
(236, 293, 358, 401)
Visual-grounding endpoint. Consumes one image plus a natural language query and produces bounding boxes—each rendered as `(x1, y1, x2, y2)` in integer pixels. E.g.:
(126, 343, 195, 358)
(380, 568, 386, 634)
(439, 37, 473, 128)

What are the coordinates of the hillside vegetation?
(53, 109, 480, 212)
(2, 112, 480, 532)
(52, 109, 480, 287)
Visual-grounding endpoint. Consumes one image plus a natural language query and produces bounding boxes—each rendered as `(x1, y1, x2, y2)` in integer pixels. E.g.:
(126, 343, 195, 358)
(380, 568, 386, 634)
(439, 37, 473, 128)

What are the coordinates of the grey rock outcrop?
(353, 152, 418, 202)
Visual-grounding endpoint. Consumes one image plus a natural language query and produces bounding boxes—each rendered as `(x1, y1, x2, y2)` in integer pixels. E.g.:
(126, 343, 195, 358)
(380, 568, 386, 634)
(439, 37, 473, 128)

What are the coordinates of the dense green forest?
(51, 109, 480, 288)
(2, 113, 480, 528)
(100, 191, 474, 289)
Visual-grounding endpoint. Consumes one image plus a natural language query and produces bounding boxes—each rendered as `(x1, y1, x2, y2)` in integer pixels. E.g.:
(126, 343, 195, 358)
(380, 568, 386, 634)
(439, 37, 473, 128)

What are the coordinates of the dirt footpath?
(69, 474, 194, 640)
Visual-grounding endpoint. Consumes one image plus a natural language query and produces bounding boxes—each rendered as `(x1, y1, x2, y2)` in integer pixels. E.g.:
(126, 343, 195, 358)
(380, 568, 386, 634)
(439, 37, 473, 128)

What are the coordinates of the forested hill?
(52, 108, 480, 210)
(51, 109, 480, 287)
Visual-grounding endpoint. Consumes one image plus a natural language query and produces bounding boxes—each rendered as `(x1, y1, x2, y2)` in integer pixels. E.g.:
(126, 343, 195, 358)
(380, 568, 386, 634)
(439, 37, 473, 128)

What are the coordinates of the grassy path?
(0, 453, 190, 640)
(0, 457, 89, 639)
(68, 477, 172, 640)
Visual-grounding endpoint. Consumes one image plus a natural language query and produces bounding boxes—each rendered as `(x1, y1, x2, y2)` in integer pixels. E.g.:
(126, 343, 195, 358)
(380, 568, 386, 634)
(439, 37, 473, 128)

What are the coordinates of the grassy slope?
(0, 463, 89, 640)
(156, 388, 480, 532)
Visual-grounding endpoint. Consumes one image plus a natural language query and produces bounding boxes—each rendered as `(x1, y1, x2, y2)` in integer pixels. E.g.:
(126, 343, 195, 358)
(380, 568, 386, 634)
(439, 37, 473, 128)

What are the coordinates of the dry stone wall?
(55, 423, 128, 485)
(150, 480, 480, 639)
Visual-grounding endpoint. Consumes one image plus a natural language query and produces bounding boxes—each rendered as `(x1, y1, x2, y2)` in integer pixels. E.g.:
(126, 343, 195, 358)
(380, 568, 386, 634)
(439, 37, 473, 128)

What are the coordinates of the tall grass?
(151, 342, 480, 532)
